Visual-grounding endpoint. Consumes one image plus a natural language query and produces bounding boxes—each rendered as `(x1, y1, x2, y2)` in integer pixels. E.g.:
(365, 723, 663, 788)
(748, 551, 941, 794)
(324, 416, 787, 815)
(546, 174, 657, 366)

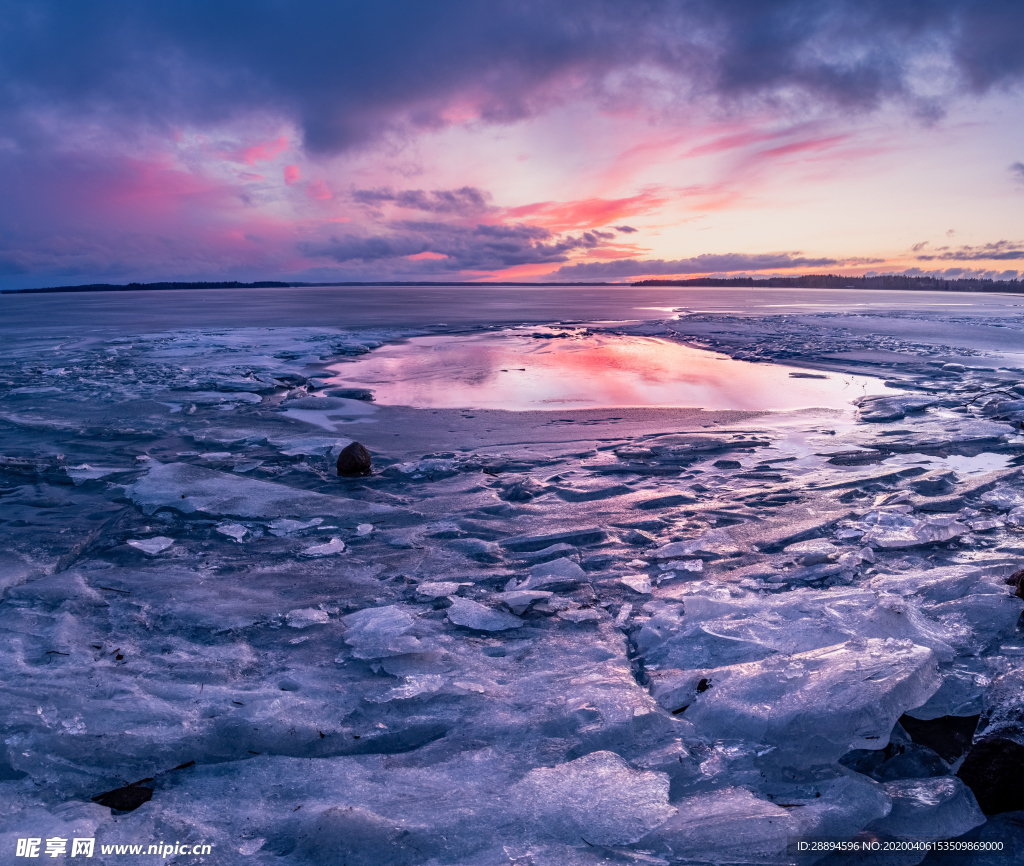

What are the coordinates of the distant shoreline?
(2, 273, 1022, 295)
(1, 280, 611, 295)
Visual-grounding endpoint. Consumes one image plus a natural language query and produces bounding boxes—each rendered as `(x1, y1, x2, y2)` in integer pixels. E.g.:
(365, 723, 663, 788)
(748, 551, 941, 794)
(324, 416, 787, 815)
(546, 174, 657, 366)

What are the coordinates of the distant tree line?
(4, 274, 1022, 295)
(2, 281, 294, 294)
(632, 274, 1023, 293)
(2, 280, 609, 294)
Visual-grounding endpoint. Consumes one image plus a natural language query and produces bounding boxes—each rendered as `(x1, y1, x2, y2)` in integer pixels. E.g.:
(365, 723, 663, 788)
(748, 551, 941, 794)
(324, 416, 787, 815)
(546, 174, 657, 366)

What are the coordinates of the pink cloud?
(754, 134, 850, 161)
(231, 136, 289, 166)
(284, 164, 301, 185)
(305, 179, 333, 200)
(408, 251, 447, 260)
(501, 189, 667, 231)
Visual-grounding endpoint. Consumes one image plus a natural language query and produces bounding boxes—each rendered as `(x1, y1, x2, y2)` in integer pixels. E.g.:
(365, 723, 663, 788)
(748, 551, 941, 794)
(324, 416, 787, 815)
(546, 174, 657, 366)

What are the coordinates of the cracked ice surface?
(1, 301, 1024, 863)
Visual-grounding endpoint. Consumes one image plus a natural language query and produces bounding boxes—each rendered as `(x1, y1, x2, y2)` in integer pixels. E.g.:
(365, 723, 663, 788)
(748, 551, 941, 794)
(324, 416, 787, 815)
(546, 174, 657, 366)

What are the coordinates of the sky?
(1, 1, 1023, 290)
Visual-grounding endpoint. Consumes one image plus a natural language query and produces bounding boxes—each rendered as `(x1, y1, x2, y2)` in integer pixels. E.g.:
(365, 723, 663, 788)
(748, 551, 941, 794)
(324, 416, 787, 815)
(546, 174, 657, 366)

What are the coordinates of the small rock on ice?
(336, 441, 372, 477)
(126, 537, 174, 555)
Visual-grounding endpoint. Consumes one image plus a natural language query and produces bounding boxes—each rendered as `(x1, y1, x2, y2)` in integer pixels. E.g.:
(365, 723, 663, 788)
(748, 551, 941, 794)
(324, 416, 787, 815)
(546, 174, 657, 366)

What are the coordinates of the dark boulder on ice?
(957, 736, 1024, 814)
(92, 785, 153, 813)
(900, 713, 979, 762)
(337, 442, 372, 477)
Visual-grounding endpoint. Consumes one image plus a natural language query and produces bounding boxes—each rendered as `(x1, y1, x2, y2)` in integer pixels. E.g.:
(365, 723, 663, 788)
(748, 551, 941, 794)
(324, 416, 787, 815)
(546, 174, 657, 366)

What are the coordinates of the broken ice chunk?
(642, 787, 796, 862)
(649, 530, 739, 561)
(269, 517, 323, 536)
(857, 394, 937, 422)
(369, 674, 446, 703)
(215, 523, 248, 542)
(557, 608, 601, 623)
(300, 538, 346, 557)
(520, 557, 587, 591)
(507, 751, 675, 846)
(128, 462, 394, 520)
(356, 523, 374, 536)
(620, 575, 653, 594)
(491, 589, 552, 615)
(968, 518, 1003, 532)
(867, 777, 985, 840)
(499, 527, 606, 552)
(511, 542, 577, 565)
(286, 608, 330, 628)
(126, 537, 173, 555)
(66, 464, 131, 483)
(446, 597, 523, 631)
(765, 773, 891, 840)
(342, 605, 425, 658)
(861, 511, 968, 549)
(653, 638, 942, 766)
(980, 487, 1024, 510)
(783, 539, 838, 566)
(415, 581, 470, 600)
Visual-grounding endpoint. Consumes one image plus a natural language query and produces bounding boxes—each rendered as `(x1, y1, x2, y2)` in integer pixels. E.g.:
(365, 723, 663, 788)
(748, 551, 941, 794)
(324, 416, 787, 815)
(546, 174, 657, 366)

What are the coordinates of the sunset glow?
(0, 2, 1021, 290)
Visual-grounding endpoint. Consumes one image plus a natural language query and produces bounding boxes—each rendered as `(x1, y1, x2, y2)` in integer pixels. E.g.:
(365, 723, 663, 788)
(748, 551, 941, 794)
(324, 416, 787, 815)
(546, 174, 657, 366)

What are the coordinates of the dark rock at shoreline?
(1007, 568, 1024, 599)
(337, 442, 372, 477)
(957, 736, 1024, 814)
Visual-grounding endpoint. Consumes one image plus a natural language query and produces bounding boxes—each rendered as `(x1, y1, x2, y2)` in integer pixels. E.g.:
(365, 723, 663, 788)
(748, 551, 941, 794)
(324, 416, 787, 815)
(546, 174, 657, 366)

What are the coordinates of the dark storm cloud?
(916, 240, 1024, 261)
(300, 221, 609, 271)
(2, 1, 1023, 153)
(551, 253, 844, 279)
(351, 187, 493, 215)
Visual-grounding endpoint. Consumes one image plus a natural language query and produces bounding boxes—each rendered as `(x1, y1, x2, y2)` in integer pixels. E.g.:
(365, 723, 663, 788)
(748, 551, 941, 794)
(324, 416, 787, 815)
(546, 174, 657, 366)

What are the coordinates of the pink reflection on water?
(326, 332, 888, 411)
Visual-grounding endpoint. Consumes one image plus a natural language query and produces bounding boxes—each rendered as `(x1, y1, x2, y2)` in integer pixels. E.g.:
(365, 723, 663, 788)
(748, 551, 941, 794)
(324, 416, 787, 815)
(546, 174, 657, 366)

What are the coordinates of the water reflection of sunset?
(327, 331, 889, 411)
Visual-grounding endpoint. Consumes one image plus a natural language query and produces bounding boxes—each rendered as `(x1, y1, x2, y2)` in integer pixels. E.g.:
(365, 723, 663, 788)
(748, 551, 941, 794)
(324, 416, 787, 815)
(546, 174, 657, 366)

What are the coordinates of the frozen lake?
(2, 285, 1024, 864)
